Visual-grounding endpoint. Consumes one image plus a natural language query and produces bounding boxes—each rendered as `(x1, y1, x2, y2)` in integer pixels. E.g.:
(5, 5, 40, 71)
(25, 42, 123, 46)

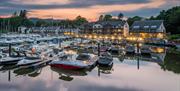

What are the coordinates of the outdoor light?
(99, 36, 102, 39)
(94, 35, 97, 39)
(138, 37, 143, 41)
(89, 35, 92, 38)
(76, 35, 79, 37)
(111, 36, 115, 40)
(118, 37, 122, 40)
(132, 37, 136, 41)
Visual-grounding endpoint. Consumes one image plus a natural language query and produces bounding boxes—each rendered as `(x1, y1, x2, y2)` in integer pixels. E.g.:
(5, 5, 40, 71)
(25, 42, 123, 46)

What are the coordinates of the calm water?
(0, 51, 180, 91)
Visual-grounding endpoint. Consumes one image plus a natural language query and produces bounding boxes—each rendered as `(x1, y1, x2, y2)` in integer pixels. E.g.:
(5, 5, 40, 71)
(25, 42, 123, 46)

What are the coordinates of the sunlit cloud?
(28, 0, 166, 21)
(0, 0, 179, 20)
(11, 0, 70, 5)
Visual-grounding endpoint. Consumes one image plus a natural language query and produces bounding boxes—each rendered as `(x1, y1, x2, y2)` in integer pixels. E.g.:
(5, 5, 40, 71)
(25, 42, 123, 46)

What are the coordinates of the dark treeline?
(0, 10, 33, 33)
(34, 15, 88, 28)
(0, 10, 88, 32)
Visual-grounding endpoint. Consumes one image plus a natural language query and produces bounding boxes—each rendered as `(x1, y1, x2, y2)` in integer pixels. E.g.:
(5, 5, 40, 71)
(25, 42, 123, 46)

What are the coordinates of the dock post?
(137, 56, 140, 70)
(8, 70, 11, 82)
(98, 66, 100, 77)
(9, 43, 11, 56)
(98, 43, 100, 56)
(59, 39, 61, 48)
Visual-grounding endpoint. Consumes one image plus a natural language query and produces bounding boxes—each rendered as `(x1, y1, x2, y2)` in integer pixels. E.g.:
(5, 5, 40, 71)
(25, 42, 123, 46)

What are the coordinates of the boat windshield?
(25, 57, 40, 60)
(100, 57, 112, 61)
(76, 54, 90, 61)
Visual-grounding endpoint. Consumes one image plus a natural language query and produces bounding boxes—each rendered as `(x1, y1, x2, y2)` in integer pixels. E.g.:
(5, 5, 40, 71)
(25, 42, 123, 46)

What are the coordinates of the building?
(80, 20, 129, 38)
(18, 26, 30, 34)
(129, 20, 166, 42)
(29, 27, 80, 35)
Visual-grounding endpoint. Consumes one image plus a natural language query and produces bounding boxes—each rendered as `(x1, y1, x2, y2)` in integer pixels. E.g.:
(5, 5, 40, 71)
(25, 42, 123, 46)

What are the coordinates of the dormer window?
(133, 26, 140, 29)
(151, 25, 157, 29)
(144, 26, 149, 28)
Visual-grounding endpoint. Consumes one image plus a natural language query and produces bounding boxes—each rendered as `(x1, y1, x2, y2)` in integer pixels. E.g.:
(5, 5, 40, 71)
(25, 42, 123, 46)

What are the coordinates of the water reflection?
(0, 46, 180, 91)
(50, 67, 87, 81)
(97, 63, 114, 76)
(13, 67, 42, 77)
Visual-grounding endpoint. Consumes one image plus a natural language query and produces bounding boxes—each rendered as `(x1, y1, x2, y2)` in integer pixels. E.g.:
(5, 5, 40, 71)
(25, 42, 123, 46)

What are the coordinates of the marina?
(0, 33, 179, 91)
(0, 2, 180, 91)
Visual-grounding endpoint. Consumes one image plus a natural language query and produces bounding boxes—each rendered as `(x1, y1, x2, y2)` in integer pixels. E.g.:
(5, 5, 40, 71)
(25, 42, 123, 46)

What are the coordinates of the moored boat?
(50, 53, 98, 70)
(17, 56, 42, 66)
(97, 53, 113, 66)
(0, 52, 25, 65)
(125, 45, 135, 54)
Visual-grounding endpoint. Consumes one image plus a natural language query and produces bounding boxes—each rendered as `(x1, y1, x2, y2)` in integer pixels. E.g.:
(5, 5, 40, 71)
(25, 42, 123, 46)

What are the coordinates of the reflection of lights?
(118, 37, 122, 40)
(65, 50, 77, 54)
(83, 61, 89, 64)
(139, 43, 142, 47)
(151, 47, 165, 53)
(157, 48, 165, 53)
(84, 35, 87, 38)
(105, 36, 108, 39)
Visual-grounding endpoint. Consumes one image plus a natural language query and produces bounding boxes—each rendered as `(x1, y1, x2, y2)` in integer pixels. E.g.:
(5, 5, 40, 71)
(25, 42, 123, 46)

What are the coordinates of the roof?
(96, 20, 126, 27)
(130, 20, 164, 33)
(82, 20, 127, 29)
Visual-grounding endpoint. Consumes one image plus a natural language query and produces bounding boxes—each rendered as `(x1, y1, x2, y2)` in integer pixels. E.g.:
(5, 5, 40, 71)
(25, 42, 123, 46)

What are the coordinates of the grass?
(168, 34, 180, 40)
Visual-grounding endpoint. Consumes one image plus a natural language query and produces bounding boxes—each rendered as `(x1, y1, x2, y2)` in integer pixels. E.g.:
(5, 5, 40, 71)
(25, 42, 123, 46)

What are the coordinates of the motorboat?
(125, 45, 135, 54)
(100, 45, 109, 52)
(17, 54, 43, 66)
(53, 48, 65, 58)
(108, 47, 122, 56)
(50, 53, 98, 70)
(0, 52, 25, 65)
(97, 53, 113, 66)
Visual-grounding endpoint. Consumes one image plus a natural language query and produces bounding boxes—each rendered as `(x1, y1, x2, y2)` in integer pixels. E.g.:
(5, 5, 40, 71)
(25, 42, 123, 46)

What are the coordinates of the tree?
(149, 16, 156, 20)
(19, 10, 27, 19)
(12, 11, 18, 17)
(104, 14, 112, 21)
(155, 6, 180, 34)
(118, 13, 124, 20)
(74, 15, 88, 27)
(99, 15, 104, 21)
(127, 16, 143, 26)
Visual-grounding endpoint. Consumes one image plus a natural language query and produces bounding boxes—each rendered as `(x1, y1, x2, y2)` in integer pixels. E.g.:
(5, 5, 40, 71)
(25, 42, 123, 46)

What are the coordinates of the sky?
(0, 0, 179, 21)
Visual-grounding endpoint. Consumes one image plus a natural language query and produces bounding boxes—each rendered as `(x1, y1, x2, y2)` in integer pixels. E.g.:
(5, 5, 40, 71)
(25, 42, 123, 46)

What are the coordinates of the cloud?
(0, 0, 179, 20)
(27, 0, 167, 20)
